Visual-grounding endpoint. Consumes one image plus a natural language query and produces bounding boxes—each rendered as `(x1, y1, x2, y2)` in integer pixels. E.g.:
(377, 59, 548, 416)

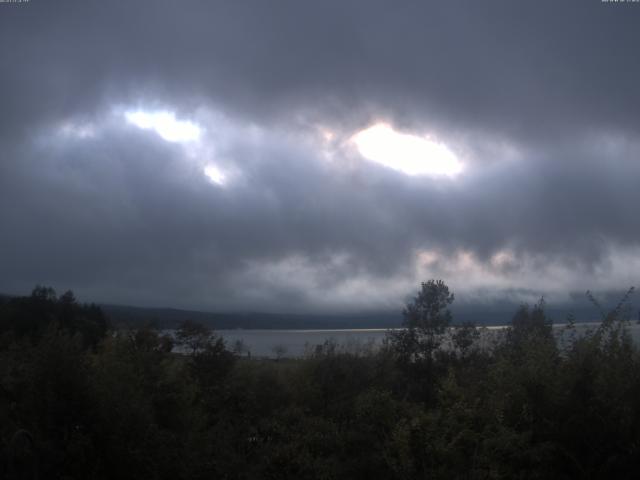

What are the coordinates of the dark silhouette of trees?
(387, 279, 454, 360)
(176, 319, 216, 355)
(386, 279, 456, 403)
(2, 283, 640, 479)
(0, 286, 107, 348)
(507, 298, 553, 344)
(451, 320, 480, 357)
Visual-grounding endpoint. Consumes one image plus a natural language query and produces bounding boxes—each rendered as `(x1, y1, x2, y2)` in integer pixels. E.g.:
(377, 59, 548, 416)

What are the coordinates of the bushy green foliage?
(2, 283, 640, 479)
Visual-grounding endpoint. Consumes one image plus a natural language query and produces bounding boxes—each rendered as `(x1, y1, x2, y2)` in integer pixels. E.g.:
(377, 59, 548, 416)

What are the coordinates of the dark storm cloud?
(1, 0, 639, 310)
(3, 1, 640, 139)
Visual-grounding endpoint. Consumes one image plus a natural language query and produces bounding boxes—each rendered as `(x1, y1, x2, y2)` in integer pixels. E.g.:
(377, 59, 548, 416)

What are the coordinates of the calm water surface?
(212, 323, 640, 358)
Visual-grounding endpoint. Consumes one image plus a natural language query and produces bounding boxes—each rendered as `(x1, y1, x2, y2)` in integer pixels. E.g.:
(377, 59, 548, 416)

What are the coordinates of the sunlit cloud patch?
(125, 110, 202, 143)
(352, 123, 463, 177)
(203, 164, 226, 185)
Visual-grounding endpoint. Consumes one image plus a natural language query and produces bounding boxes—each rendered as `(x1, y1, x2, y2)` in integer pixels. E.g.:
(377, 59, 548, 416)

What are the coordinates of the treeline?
(1, 281, 640, 479)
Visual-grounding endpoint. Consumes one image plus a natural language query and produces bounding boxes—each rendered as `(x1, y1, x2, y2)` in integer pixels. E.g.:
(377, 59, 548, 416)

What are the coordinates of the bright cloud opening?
(204, 164, 226, 185)
(352, 123, 463, 177)
(125, 110, 201, 143)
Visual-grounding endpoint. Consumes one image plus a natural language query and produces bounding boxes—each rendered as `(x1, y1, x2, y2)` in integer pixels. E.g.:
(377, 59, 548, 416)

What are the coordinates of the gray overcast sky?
(1, 0, 639, 312)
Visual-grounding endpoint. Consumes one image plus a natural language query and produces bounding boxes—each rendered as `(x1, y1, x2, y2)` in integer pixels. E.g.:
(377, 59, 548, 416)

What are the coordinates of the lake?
(212, 322, 640, 358)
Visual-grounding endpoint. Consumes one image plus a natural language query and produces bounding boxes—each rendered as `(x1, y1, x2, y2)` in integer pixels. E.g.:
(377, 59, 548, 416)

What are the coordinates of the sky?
(1, 0, 640, 314)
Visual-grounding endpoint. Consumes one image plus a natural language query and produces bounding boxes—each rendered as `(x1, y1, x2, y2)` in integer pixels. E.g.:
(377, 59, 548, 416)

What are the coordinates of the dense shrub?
(2, 283, 640, 479)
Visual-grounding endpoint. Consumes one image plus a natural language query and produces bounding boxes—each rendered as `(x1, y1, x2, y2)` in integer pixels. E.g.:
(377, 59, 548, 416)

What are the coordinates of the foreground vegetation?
(1, 282, 640, 479)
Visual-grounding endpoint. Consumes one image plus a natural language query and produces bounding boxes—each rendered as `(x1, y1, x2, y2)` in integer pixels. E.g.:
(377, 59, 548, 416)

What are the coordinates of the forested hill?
(101, 300, 610, 330)
(0, 291, 623, 330)
(101, 304, 403, 330)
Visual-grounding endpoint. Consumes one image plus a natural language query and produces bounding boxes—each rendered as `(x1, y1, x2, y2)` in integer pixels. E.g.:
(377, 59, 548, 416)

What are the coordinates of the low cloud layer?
(1, 1, 639, 312)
